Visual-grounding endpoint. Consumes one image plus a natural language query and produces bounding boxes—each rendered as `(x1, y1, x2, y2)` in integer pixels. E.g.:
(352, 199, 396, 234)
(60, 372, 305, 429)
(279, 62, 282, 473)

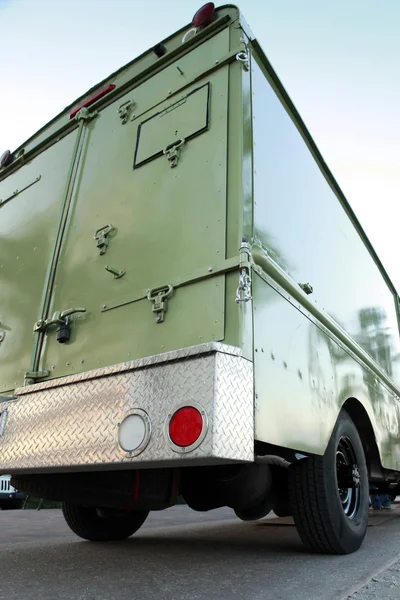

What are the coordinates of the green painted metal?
(0, 131, 79, 392)
(223, 20, 253, 360)
(0, 175, 41, 208)
(0, 11, 250, 390)
(100, 256, 239, 313)
(5, 11, 237, 163)
(34, 36, 232, 380)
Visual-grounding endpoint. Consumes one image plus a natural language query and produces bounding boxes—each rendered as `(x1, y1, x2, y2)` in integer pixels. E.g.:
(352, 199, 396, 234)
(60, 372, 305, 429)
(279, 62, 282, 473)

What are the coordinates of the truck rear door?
(0, 132, 80, 391)
(37, 64, 229, 379)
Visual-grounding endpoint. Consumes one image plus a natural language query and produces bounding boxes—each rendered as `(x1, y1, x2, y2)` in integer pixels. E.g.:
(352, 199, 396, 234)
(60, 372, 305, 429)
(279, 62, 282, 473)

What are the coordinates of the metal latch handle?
(94, 224, 115, 255)
(34, 307, 86, 332)
(147, 284, 173, 323)
(163, 139, 185, 168)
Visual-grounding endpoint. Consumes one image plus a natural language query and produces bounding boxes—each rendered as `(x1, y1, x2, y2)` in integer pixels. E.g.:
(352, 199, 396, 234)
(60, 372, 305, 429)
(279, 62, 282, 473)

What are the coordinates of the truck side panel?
(251, 54, 400, 469)
(251, 57, 400, 384)
(253, 273, 400, 470)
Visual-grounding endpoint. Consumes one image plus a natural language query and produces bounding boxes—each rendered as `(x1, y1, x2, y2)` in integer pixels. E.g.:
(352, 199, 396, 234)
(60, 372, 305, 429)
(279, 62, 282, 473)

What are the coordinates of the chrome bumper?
(0, 344, 254, 473)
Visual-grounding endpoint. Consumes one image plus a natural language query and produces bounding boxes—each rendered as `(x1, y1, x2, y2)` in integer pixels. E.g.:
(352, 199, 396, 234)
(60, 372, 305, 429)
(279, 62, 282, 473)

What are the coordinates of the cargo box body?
(1, 4, 400, 482)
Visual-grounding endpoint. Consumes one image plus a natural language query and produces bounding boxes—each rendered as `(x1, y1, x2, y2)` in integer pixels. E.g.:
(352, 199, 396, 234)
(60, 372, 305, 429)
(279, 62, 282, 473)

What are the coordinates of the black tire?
(62, 503, 149, 542)
(288, 410, 369, 554)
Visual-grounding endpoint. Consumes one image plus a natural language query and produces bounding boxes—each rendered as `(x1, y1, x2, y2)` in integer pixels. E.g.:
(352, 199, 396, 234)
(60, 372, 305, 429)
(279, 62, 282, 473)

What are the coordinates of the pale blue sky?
(1, 0, 399, 290)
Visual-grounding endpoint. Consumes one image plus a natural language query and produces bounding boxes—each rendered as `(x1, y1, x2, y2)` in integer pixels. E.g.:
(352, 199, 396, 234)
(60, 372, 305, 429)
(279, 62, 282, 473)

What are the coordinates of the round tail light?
(192, 3, 216, 28)
(168, 405, 207, 451)
(1, 150, 12, 168)
(117, 410, 151, 457)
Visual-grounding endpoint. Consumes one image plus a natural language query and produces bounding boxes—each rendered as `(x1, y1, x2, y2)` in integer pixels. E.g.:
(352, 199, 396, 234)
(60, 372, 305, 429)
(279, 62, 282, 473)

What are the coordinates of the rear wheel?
(62, 503, 149, 541)
(288, 411, 369, 554)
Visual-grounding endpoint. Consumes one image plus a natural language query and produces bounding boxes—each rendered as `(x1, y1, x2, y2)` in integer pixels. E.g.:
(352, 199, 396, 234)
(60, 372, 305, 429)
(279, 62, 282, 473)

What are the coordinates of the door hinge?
(75, 107, 98, 122)
(24, 370, 50, 385)
(147, 284, 174, 323)
(236, 50, 250, 72)
(235, 242, 252, 303)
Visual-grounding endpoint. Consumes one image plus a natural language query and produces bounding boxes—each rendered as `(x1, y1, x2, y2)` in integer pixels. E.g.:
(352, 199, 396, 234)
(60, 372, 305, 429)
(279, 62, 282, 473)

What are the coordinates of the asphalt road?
(1, 503, 400, 600)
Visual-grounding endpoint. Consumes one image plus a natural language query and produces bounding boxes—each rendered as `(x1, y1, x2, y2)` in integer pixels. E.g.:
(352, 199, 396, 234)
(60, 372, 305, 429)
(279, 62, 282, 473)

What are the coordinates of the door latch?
(163, 139, 185, 168)
(33, 307, 86, 344)
(147, 284, 174, 323)
(94, 224, 115, 255)
(118, 99, 135, 124)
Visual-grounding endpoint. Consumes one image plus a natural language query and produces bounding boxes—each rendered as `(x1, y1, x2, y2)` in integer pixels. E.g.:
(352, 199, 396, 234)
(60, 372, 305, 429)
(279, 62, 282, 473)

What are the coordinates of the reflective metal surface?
(253, 269, 400, 471)
(251, 55, 400, 471)
(0, 344, 254, 472)
(252, 58, 400, 386)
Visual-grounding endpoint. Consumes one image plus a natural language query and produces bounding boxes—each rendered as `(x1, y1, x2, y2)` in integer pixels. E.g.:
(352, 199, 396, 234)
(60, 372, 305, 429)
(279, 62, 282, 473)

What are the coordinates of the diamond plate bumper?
(0, 344, 254, 473)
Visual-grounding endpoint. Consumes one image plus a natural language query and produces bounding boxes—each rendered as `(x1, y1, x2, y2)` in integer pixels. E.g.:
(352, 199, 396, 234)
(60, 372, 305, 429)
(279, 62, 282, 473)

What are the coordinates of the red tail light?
(192, 3, 216, 28)
(1, 149, 12, 167)
(70, 84, 116, 119)
(169, 406, 203, 447)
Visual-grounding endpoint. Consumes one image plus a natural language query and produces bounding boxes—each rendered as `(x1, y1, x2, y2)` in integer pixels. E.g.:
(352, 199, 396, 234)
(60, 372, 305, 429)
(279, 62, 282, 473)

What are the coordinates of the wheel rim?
(336, 436, 361, 520)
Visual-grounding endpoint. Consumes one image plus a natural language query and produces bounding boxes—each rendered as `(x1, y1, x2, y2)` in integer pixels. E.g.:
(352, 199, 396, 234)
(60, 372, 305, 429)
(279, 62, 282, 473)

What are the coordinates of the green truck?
(1, 3, 399, 554)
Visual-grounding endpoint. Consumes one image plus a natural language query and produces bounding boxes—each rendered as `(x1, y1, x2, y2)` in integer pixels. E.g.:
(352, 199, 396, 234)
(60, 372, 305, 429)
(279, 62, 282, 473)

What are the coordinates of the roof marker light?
(69, 84, 116, 119)
(153, 43, 167, 58)
(182, 28, 198, 44)
(192, 3, 216, 28)
(0, 150, 12, 168)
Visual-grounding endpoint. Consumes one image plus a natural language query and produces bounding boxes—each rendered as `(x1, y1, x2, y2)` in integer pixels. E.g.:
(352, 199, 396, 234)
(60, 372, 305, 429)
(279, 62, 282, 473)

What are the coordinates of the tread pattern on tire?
(289, 455, 337, 554)
(289, 411, 368, 555)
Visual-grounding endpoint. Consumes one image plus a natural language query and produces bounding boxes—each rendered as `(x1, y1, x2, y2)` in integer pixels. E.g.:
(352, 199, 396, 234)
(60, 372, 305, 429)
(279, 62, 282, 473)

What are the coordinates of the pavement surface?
(1, 502, 400, 600)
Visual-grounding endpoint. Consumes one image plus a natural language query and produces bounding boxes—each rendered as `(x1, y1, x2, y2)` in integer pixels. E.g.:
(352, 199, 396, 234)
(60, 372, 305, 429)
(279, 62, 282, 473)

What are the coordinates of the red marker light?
(69, 84, 116, 119)
(0, 149, 12, 168)
(169, 406, 203, 447)
(192, 3, 216, 28)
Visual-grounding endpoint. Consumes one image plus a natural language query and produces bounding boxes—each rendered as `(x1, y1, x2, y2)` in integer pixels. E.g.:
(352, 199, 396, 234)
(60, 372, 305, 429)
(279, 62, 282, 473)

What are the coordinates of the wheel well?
(342, 398, 382, 479)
